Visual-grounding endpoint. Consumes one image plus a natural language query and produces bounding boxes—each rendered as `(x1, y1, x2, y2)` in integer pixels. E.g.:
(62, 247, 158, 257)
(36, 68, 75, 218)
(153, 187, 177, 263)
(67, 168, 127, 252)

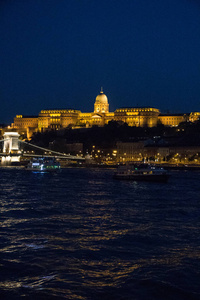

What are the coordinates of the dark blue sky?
(1, 0, 200, 124)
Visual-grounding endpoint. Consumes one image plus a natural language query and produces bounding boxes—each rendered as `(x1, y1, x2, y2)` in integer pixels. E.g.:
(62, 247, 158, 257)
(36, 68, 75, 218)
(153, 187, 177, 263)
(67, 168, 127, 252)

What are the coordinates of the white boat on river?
(113, 163, 170, 182)
(26, 157, 61, 172)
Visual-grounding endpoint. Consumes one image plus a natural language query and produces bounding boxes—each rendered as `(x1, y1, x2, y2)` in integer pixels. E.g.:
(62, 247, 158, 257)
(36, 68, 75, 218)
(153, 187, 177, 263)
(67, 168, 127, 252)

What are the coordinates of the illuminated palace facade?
(12, 89, 200, 138)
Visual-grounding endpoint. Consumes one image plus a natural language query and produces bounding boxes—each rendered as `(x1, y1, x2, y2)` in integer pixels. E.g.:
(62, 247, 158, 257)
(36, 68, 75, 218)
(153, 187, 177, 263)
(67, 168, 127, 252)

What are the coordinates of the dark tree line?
(27, 120, 200, 154)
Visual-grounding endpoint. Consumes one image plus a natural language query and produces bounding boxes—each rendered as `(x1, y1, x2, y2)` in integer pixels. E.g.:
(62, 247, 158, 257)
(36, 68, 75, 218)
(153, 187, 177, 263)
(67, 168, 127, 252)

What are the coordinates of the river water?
(0, 167, 200, 300)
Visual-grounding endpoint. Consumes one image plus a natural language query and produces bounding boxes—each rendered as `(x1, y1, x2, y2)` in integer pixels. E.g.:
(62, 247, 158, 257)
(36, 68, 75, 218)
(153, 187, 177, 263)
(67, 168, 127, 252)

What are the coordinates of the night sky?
(1, 0, 200, 124)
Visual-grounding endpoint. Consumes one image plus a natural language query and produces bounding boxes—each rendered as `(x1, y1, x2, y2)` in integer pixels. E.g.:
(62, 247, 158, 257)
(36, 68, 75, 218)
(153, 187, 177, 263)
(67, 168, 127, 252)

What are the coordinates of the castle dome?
(95, 88, 108, 104)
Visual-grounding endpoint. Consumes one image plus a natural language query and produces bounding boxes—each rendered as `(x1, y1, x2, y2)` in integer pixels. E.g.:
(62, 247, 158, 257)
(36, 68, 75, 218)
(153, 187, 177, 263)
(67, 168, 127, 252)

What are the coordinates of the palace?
(11, 89, 198, 139)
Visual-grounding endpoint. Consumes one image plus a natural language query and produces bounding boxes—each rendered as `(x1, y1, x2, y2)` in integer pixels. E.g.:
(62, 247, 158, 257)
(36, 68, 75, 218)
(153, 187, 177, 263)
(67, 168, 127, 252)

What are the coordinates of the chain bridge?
(0, 132, 85, 165)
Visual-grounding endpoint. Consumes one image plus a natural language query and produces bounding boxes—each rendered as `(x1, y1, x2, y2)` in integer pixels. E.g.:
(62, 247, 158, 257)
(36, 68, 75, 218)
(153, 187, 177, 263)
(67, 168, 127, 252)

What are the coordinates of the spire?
(100, 86, 103, 94)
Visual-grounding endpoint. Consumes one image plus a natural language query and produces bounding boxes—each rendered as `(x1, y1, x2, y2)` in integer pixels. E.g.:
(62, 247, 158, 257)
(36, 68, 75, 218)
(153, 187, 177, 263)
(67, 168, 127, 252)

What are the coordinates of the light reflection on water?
(0, 167, 200, 299)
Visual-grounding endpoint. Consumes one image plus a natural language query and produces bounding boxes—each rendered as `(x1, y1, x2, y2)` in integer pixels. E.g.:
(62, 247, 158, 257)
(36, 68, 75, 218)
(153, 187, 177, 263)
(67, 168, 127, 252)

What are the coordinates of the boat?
(26, 157, 61, 172)
(113, 163, 170, 182)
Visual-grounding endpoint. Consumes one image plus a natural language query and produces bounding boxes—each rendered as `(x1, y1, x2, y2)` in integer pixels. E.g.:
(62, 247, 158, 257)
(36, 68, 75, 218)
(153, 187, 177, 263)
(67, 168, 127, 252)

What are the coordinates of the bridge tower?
(1, 132, 21, 165)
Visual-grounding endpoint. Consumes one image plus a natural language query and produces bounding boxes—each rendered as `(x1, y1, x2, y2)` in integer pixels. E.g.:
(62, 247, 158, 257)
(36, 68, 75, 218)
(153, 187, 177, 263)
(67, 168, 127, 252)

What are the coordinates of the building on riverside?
(116, 141, 200, 164)
(11, 89, 200, 138)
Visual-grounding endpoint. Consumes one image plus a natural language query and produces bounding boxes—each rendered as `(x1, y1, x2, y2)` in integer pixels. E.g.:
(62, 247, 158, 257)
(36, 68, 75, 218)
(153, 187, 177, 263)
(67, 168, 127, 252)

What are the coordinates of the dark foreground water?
(0, 167, 200, 300)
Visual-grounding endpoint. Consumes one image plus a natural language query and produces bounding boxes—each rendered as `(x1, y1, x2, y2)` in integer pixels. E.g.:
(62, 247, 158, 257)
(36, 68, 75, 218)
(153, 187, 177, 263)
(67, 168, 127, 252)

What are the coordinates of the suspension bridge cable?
(0, 138, 9, 143)
(19, 140, 74, 157)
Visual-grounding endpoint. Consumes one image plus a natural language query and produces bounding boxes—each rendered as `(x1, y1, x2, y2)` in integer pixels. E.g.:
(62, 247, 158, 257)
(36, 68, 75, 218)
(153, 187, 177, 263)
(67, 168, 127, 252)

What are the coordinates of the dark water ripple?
(0, 167, 200, 299)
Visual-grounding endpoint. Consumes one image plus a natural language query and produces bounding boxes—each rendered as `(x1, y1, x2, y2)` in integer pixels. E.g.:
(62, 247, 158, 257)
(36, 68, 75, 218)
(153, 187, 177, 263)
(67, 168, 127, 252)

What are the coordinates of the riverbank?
(63, 162, 200, 170)
(156, 164, 200, 170)
(2, 161, 200, 171)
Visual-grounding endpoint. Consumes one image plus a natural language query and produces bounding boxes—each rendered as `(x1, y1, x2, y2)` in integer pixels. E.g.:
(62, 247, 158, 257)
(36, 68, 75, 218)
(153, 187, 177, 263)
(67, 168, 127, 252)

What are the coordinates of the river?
(0, 167, 199, 299)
